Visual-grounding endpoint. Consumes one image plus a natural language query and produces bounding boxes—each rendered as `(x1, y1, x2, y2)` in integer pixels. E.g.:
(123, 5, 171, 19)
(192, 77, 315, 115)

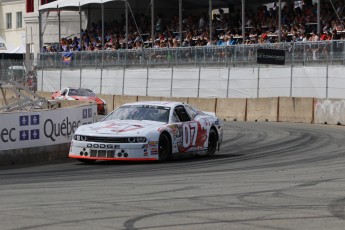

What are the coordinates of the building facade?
(0, 0, 26, 53)
(1, 0, 82, 56)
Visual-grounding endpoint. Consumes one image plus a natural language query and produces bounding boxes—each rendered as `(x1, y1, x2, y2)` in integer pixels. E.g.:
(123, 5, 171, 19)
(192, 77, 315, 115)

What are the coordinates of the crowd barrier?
(1, 90, 345, 166)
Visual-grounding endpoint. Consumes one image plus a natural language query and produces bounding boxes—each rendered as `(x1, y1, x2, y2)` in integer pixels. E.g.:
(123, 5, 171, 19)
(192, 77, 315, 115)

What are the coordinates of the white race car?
(69, 101, 223, 163)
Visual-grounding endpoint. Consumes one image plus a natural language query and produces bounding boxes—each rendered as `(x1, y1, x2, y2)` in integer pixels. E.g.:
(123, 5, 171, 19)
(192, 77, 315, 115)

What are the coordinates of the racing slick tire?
(158, 133, 172, 162)
(207, 129, 218, 156)
(77, 159, 96, 164)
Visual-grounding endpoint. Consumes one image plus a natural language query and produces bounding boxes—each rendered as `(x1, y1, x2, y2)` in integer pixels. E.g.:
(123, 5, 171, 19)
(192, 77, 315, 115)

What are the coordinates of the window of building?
(6, 13, 12, 29)
(26, 0, 34, 13)
(16, 12, 23, 28)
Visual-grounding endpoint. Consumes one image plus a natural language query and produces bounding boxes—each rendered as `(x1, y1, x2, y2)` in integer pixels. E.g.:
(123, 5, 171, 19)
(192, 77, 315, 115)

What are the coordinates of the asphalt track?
(1, 121, 345, 230)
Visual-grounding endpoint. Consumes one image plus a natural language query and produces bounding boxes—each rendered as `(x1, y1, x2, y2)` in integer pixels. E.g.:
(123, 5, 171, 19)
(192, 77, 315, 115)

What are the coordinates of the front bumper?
(69, 140, 158, 161)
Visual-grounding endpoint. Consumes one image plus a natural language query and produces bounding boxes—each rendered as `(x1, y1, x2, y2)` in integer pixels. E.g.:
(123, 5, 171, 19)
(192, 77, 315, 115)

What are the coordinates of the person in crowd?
(52, 0, 345, 53)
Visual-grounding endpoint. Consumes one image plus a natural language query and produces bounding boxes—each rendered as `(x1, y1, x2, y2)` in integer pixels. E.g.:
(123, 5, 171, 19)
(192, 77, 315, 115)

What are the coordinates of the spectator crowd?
(43, 0, 345, 53)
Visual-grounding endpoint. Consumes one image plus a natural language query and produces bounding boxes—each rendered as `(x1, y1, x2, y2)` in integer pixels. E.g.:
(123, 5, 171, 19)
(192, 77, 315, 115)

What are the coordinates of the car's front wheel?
(158, 133, 171, 161)
(207, 129, 218, 156)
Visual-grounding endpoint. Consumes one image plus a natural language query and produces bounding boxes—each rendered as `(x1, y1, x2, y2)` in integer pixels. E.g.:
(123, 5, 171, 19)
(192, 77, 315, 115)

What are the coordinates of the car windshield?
(104, 105, 170, 123)
(68, 88, 96, 97)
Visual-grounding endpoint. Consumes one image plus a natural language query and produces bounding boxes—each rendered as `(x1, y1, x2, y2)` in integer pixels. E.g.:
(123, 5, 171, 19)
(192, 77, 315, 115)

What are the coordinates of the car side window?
(174, 105, 191, 122)
(61, 89, 67, 96)
(185, 105, 198, 119)
(171, 111, 180, 123)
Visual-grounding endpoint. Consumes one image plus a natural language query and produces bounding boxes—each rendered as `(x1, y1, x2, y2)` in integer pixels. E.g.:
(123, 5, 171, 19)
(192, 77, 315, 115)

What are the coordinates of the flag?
(62, 52, 73, 64)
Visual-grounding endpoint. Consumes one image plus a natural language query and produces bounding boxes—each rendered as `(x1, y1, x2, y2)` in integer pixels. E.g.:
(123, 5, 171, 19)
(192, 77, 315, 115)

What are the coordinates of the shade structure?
(39, 0, 126, 11)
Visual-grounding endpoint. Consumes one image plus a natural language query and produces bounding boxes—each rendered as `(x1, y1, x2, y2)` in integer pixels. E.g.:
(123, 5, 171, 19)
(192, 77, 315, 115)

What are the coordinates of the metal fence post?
(170, 67, 174, 97)
(197, 66, 201, 97)
(100, 51, 103, 94)
(41, 55, 44, 91)
(257, 65, 260, 98)
(326, 63, 329, 98)
(79, 53, 82, 89)
(290, 64, 293, 97)
(122, 67, 125, 95)
(226, 65, 230, 98)
(146, 67, 149, 96)
(59, 53, 63, 89)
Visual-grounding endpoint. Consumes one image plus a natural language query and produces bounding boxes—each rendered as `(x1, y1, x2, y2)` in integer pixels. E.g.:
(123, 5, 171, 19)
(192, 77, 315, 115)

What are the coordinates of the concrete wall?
(0, 143, 69, 166)
(216, 98, 247, 121)
(246, 98, 279, 122)
(314, 99, 345, 125)
(278, 97, 314, 123)
(188, 98, 217, 113)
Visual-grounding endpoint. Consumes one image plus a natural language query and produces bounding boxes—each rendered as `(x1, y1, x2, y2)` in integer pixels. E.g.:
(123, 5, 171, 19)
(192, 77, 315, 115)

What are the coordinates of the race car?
(52, 87, 107, 115)
(69, 101, 223, 163)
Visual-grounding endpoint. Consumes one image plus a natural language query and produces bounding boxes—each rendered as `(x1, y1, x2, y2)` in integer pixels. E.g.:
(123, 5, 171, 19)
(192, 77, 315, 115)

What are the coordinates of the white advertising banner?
(199, 68, 228, 98)
(102, 69, 124, 95)
(41, 66, 345, 99)
(0, 104, 97, 151)
(81, 69, 102, 93)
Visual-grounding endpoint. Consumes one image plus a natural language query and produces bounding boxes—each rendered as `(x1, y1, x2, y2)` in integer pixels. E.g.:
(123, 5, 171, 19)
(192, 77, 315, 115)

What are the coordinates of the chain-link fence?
(37, 40, 345, 69)
(0, 59, 37, 91)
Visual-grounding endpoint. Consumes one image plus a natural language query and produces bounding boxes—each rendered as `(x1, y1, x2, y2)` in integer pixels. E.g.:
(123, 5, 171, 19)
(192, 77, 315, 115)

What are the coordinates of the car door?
(173, 105, 200, 153)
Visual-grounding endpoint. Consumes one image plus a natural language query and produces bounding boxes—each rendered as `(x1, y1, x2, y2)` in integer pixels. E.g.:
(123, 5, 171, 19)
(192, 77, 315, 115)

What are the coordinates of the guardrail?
(37, 40, 345, 68)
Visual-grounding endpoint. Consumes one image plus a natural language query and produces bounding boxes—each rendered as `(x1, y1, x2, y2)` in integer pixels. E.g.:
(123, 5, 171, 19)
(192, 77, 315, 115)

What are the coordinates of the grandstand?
(39, 0, 341, 52)
(30, 1, 345, 99)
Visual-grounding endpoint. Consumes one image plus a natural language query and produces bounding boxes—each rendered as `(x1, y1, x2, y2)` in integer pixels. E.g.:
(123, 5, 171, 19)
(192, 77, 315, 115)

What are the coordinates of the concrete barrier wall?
(138, 96, 162, 102)
(216, 98, 247, 121)
(0, 98, 20, 107)
(161, 97, 188, 103)
(0, 89, 17, 99)
(188, 98, 217, 113)
(36, 91, 53, 99)
(246, 98, 279, 122)
(0, 144, 70, 166)
(113, 95, 138, 109)
(30, 92, 318, 124)
(278, 97, 314, 123)
(314, 99, 345, 125)
(98, 94, 115, 112)
(15, 91, 345, 127)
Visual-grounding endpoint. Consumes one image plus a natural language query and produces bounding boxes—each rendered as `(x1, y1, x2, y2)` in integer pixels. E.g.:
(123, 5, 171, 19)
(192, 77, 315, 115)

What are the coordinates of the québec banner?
(0, 104, 97, 151)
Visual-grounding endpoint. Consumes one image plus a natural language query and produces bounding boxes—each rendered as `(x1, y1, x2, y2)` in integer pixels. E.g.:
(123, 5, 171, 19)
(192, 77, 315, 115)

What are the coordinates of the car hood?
(76, 119, 164, 136)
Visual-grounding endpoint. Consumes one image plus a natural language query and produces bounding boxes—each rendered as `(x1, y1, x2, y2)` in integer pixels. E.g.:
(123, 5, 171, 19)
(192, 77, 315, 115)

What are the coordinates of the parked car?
(69, 101, 223, 163)
(52, 87, 107, 115)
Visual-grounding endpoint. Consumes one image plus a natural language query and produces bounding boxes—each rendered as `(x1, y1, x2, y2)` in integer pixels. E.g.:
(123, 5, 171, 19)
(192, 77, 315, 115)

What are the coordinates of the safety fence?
(37, 40, 345, 68)
(0, 59, 38, 91)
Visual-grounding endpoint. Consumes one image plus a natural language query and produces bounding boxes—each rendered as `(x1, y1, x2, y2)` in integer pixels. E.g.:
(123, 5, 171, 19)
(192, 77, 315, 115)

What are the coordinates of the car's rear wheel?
(207, 129, 218, 156)
(77, 159, 96, 164)
(158, 133, 171, 161)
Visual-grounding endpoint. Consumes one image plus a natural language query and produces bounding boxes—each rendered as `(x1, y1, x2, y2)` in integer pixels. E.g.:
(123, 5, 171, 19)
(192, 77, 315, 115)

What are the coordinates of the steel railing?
(37, 40, 345, 68)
